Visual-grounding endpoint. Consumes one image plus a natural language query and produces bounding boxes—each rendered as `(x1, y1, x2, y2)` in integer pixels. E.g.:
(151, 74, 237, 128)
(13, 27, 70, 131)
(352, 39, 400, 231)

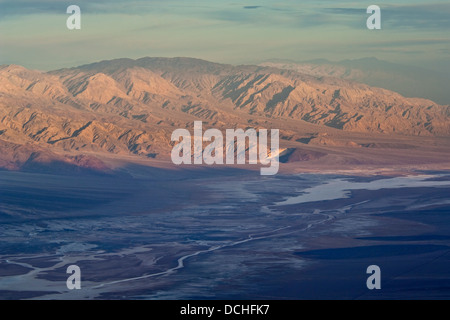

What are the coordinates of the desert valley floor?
(0, 166, 449, 300)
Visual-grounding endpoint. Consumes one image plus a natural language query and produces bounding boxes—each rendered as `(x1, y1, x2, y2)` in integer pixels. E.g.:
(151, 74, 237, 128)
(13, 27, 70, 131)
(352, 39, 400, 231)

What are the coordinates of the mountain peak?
(0, 64, 34, 74)
(60, 57, 235, 75)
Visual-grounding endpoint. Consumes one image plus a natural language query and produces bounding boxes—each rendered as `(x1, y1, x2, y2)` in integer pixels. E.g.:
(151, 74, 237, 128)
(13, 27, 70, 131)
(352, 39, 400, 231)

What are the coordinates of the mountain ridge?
(260, 57, 450, 105)
(1, 57, 449, 173)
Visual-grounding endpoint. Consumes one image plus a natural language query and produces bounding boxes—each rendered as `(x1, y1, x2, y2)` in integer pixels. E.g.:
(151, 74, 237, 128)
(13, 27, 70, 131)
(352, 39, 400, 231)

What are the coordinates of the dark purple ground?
(0, 168, 449, 300)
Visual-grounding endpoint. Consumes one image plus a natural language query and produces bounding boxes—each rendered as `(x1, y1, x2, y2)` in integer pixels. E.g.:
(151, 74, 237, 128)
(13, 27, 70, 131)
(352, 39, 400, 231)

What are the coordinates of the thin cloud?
(0, 0, 176, 17)
(243, 6, 262, 10)
(365, 38, 450, 48)
(324, 3, 450, 30)
(384, 3, 450, 30)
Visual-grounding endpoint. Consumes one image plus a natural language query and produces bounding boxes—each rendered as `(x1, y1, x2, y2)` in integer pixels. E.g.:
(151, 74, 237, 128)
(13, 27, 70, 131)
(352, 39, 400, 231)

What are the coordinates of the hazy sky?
(0, 0, 449, 71)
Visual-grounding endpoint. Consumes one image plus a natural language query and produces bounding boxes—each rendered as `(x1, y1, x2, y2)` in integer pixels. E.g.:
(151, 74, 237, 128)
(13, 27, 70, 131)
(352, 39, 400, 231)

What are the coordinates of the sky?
(0, 0, 449, 72)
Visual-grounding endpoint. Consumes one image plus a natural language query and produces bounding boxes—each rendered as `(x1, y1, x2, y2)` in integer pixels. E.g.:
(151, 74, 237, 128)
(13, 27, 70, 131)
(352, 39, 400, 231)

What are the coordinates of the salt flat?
(0, 168, 449, 299)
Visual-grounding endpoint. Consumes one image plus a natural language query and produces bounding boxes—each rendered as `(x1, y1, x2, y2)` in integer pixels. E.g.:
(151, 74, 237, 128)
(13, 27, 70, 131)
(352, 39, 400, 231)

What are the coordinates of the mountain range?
(260, 57, 450, 105)
(0, 57, 449, 173)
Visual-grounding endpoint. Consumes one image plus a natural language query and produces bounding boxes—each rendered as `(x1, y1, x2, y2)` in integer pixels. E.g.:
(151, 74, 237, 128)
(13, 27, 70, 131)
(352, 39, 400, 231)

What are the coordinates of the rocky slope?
(261, 58, 450, 106)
